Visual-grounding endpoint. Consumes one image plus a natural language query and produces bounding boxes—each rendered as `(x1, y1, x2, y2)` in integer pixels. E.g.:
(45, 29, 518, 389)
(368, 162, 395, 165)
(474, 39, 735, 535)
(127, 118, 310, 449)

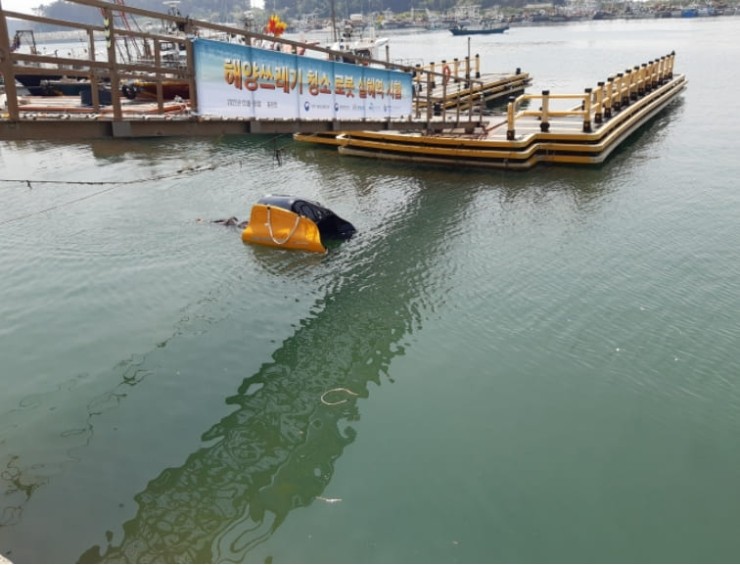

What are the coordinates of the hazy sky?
(2, 0, 42, 13)
(2, 0, 267, 15)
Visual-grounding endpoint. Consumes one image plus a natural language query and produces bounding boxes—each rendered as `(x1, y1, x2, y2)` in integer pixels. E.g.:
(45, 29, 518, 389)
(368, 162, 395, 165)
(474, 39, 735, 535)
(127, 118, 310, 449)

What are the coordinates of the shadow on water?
(75, 173, 480, 563)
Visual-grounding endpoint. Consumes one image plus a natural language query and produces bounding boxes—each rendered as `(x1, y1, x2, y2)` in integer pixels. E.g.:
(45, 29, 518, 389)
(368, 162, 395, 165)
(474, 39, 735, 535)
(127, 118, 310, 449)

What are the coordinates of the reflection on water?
(0, 130, 623, 563)
(76, 173, 478, 563)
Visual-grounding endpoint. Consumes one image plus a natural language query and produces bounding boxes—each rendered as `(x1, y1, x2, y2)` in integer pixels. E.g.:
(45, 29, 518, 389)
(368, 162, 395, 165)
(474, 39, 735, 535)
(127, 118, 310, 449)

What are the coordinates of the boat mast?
(330, 0, 338, 42)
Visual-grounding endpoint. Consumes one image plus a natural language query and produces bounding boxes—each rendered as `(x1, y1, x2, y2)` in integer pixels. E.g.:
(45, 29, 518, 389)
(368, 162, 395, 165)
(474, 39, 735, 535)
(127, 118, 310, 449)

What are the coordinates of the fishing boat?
(121, 79, 189, 101)
(35, 78, 93, 96)
(9, 29, 68, 95)
(449, 20, 510, 35)
(328, 21, 389, 63)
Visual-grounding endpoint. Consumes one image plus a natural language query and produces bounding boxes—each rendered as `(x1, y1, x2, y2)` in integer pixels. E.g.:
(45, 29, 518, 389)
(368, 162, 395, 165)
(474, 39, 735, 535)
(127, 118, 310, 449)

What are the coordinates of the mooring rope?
(320, 387, 359, 406)
(265, 205, 300, 245)
(0, 165, 214, 227)
(0, 164, 214, 188)
(0, 133, 293, 227)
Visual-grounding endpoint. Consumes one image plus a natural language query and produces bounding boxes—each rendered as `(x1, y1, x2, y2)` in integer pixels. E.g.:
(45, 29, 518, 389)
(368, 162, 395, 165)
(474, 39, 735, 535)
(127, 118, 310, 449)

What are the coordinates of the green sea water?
(1, 17, 740, 564)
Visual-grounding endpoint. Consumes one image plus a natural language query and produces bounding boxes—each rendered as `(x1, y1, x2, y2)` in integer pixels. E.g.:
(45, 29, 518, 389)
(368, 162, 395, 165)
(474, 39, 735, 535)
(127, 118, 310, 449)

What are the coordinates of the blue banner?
(193, 38, 413, 121)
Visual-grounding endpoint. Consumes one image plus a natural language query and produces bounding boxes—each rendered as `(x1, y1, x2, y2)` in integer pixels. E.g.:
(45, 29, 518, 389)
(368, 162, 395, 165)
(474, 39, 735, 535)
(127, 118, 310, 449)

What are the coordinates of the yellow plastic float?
(241, 195, 356, 253)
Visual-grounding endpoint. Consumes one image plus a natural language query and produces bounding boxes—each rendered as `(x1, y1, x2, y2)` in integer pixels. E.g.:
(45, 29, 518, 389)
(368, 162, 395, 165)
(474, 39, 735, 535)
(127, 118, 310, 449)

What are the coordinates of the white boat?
(328, 21, 388, 63)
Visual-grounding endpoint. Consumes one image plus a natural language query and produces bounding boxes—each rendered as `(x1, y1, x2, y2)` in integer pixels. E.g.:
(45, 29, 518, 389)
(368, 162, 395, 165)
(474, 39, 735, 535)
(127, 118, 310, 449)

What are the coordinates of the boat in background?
(449, 20, 510, 35)
(121, 78, 189, 101)
(35, 78, 93, 96)
(9, 29, 69, 95)
(328, 21, 389, 63)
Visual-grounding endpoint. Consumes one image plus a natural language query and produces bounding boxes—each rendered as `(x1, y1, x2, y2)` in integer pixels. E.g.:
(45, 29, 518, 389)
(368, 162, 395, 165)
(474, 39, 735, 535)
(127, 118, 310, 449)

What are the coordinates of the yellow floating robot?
(242, 195, 356, 253)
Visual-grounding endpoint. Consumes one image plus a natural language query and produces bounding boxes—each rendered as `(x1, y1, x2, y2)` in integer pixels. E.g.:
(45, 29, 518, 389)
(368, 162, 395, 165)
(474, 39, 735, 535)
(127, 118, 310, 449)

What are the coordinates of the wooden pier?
(0, 0, 526, 140)
(295, 53, 687, 170)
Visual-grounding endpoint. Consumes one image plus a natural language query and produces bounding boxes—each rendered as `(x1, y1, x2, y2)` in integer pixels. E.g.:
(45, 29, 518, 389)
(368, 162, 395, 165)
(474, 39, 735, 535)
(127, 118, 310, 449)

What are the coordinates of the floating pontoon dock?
(295, 53, 686, 170)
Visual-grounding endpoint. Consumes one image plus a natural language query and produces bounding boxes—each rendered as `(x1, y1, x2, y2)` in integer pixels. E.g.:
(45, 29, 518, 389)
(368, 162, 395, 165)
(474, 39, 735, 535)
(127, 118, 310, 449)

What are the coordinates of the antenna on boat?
(467, 36, 471, 81)
(330, 0, 338, 42)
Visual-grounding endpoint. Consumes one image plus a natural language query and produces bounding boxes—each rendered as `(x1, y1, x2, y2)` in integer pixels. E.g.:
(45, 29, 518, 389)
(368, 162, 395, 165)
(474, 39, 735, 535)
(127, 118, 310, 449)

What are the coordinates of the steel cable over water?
(0, 134, 294, 227)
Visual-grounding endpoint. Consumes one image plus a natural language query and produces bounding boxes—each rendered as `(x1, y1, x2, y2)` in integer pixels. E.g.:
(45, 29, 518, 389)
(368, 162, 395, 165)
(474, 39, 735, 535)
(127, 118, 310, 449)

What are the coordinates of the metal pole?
(83, 28, 101, 111)
(466, 36, 471, 81)
(103, 7, 123, 121)
(186, 38, 197, 113)
(330, 0, 337, 42)
(425, 68, 432, 134)
(414, 63, 422, 118)
(455, 82, 461, 126)
(0, 0, 20, 119)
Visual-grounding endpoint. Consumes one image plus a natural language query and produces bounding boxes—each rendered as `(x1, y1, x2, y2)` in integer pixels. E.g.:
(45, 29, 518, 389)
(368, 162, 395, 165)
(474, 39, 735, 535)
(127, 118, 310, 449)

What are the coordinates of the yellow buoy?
(241, 195, 355, 253)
